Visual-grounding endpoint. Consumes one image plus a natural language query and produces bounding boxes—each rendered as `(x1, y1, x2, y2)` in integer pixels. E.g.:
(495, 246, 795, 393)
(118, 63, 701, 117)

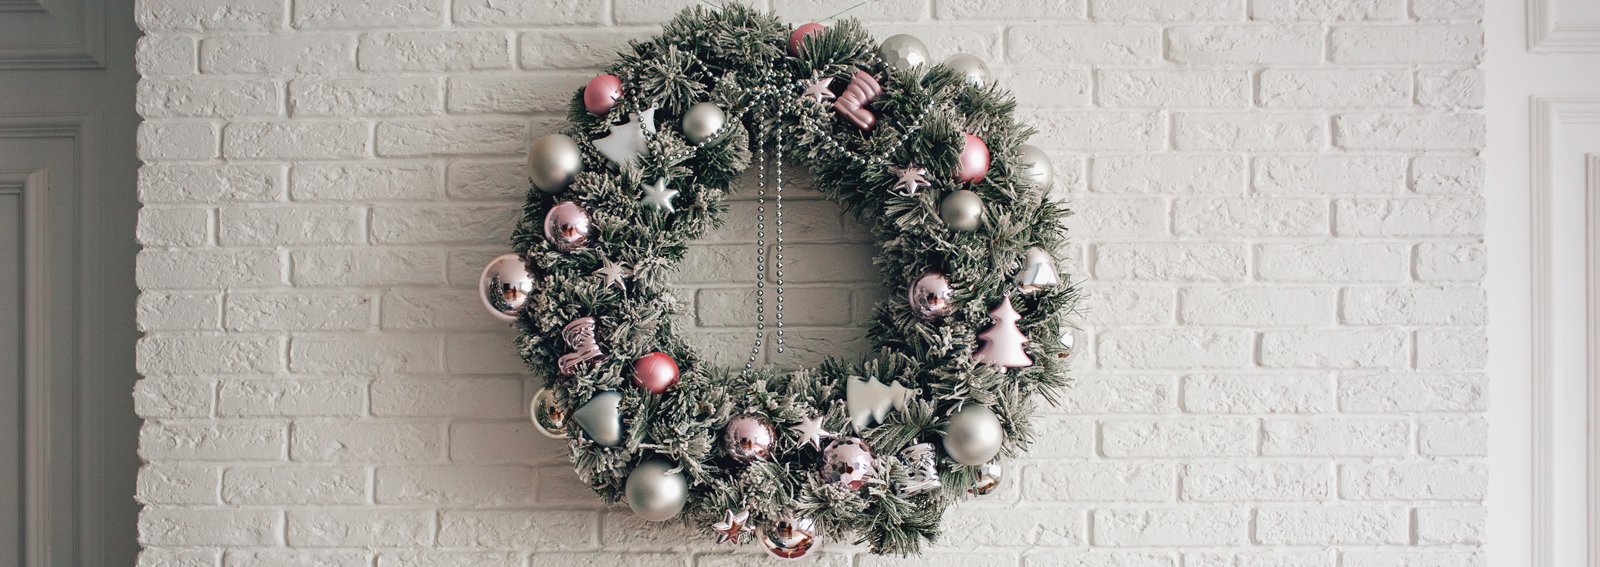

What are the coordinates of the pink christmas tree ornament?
(972, 294, 1032, 371)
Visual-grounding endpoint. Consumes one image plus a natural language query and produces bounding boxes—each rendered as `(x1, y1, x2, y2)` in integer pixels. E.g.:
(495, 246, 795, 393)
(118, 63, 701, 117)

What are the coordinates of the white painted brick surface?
(133, 0, 1483, 563)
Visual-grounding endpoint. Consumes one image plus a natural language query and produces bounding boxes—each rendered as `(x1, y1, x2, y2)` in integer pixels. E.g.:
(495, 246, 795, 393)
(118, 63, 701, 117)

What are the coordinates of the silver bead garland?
(746, 112, 788, 371)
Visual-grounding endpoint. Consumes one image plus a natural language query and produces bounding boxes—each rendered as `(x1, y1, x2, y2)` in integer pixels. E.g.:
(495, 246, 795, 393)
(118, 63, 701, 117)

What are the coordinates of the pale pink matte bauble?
(631, 352, 680, 395)
(584, 74, 623, 115)
(789, 23, 825, 55)
(956, 133, 990, 183)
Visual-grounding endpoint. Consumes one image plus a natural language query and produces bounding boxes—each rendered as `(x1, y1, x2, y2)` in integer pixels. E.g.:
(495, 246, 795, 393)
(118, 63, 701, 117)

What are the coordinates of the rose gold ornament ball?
(631, 352, 680, 395)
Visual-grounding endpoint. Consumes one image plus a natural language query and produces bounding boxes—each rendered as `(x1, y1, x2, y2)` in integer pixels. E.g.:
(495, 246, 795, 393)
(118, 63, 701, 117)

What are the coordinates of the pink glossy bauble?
(631, 352, 680, 395)
(956, 133, 990, 183)
(789, 23, 825, 55)
(723, 414, 777, 464)
(584, 74, 623, 115)
(543, 201, 592, 253)
(908, 272, 955, 321)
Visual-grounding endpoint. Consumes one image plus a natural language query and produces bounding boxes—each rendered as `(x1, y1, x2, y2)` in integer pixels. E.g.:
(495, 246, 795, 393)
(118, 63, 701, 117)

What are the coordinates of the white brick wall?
(132, 0, 1486, 564)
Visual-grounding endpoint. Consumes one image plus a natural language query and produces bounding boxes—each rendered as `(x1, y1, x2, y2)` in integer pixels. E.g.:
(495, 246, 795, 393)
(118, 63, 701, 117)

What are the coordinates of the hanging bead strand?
(747, 118, 767, 371)
(774, 121, 785, 354)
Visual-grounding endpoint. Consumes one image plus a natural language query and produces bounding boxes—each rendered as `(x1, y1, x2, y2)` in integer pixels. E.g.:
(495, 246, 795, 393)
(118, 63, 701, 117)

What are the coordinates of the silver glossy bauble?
(478, 253, 534, 323)
(527, 134, 583, 194)
(723, 413, 777, 464)
(1016, 247, 1061, 291)
(624, 458, 689, 521)
(820, 437, 875, 490)
(543, 201, 592, 253)
(1060, 329, 1075, 350)
(908, 272, 955, 321)
(757, 516, 820, 560)
(970, 461, 1003, 495)
(940, 189, 984, 232)
(943, 53, 990, 86)
(1016, 144, 1054, 188)
(681, 102, 726, 144)
(529, 387, 569, 439)
(878, 34, 929, 71)
(573, 391, 623, 447)
(942, 404, 1003, 466)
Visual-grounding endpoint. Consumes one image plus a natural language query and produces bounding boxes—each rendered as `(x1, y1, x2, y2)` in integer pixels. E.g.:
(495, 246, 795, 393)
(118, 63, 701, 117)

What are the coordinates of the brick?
(1340, 461, 1486, 499)
(136, 0, 283, 32)
(1094, 508, 1248, 546)
(1076, 285, 1174, 326)
(371, 378, 522, 417)
(1095, 243, 1247, 282)
(223, 465, 366, 504)
(1421, 417, 1487, 456)
(937, 507, 1084, 547)
(138, 78, 280, 118)
(699, 199, 847, 244)
(1098, 329, 1252, 369)
(225, 551, 371, 567)
(1331, 25, 1483, 63)
(1415, 0, 1484, 19)
(376, 465, 536, 505)
(139, 548, 219, 567)
(1025, 463, 1175, 502)
(138, 336, 282, 375)
(450, 422, 559, 464)
(446, 159, 526, 200)
(1262, 330, 1408, 368)
(1339, 372, 1485, 412)
(140, 421, 286, 461)
(1417, 506, 1486, 544)
(292, 162, 439, 201)
(1008, 25, 1163, 65)
(1417, 328, 1486, 370)
(518, 29, 655, 69)
(137, 35, 197, 76)
(139, 249, 284, 289)
(769, 243, 876, 283)
(772, 327, 874, 369)
(1066, 197, 1166, 236)
(1182, 462, 1330, 501)
(359, 31, 511, 71)
(381, 289, 500, 331)
(1412, 155, 1483, 194)
(1262, 418, 1409, 456)
(1342, 552, 1484, 567)
(226, 291, 371, 331)
(448, 74, 586, 114)
(1254, 155, 1406, 194)
(437, 510, 598, 550)
(218, 378, 366, 417)
(596, 511, 715, 552)
(1251, 0, 1405, 20)
(138, 122, 217, 161)
(200, 35, 357, 74)
(294, 0, 445, 29)
(1103, 418, 1257, 457)
(287, 509, 432, 547)
(456, 0, 603, 25)
(1337, 197, 1485, 236)
(139, 507, 282, 546)
(1091, 155, 1246, 194)
(141, 164, 284, 204)
(1053, 374, 1176, 413)
(1417, 69, 1484, 108)
(1090, 0, 1242, 19)
(1342, 287, 1485, 325)
(1335, 114, 1485, 150)
(290, 78, 442, 117)
(291, 248, 447, 287)
(289, 335, 444, 374)
(376, 119, 525, 157)
(864, 24, 1004, 62)
(137, 207, 211, 247)
(138, 463, 221, 505)
(1256, 243, 1408, 282)
(223, 122, 369, 159)
(292, 420, 444, 462)
(1184, 550, 1331, 567)
(1168, 25, 1322, 63)
(378, 552, 523, 567)
(1183, 374, 1334, 413)
(134, 377, 215, 418)
(938, 0, 1086, 19)
(1027, 111, 1165, 152)
(1255, 506, 1407, 544)
(696, 287, 852, 327)
(1024, 416, 1096, 458)
(1260, 69, 1409, 108)
(218, 206, 365, 246)
(370, 205, 521, 245)
(1026, 551, 1176, 567)
(1005, 69, 1093, 109)
(1180, 287, 1334, 326)
(1099, 70, 1249, 108)
(1174, 198, 1327, 236)
(1174, 112, 1326, 151)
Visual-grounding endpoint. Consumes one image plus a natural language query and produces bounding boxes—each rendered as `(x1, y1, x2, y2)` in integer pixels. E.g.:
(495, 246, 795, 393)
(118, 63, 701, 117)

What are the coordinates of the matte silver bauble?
(573, 391, 623, 447)
(940, 189, 984, 232)
(942, 404, 1003, 466)
(943, 53, 990, 86)
(908, 272, 954, 321)
(1016, 144, 1054, 188)
(681, 102, 726, 144)
(878, 34, 929, 71)
(820, 437, 875, 489)
(624, 458, 688, 521)
(478, 253, 534, 323)
(757, 515, 820, 560)
(723, 413, 777, 464)
(543, 201, 592, 253)
(529, 387, 569, 439)
(527, 134, 583, 194)
(970, 461, 1002, 495)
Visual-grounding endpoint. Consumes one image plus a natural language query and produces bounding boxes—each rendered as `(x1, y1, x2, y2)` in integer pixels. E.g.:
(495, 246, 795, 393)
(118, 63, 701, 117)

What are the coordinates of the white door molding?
(1528, 0, 1600, 52)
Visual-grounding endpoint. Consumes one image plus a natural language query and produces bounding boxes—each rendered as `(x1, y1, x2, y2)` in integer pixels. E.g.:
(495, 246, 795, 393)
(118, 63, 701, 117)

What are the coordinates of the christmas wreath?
(476, 5, 1076, 557)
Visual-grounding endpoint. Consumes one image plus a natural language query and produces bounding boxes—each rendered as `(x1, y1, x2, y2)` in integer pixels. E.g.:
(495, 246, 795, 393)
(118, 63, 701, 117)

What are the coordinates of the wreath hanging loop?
(476, 4, 1077, 557)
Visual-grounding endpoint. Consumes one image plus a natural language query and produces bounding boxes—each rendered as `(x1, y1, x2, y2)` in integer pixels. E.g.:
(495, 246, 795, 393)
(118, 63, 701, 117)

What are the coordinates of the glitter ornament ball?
(527, 134, 582, 194)
(631, 352, 680, 395)
(956, 133, 990, 183)
(943, 404, 1004, 466)
(584, 74, 623, 115)
(943, 53, 990, 86)
(877, 34, 928, 71)
(529, 388, 569, 439)
(758, 516, 820, 560)
(820, 438, 875, 490)
(723, 414, 777, 464)
(478, 253, 534, 322)
(789, 22, 825, 55)
(939, 189, 984, 232)
(1016, 144, 1054, 188)
(908, 271, 955, 321)
(624, 458, 688, 521)
(543, 201, 592, 253)
(681, 102, 726, 144)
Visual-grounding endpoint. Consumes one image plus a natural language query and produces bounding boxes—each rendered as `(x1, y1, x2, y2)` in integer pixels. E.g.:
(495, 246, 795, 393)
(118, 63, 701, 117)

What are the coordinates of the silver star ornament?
(594, 106, 658, 167)
(640, 178, 679, 213)
(802, 77, 836, 105)
(790, 415, 834, 451)
(891, 164, 930, 195)
(594, 258, 627, 290)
